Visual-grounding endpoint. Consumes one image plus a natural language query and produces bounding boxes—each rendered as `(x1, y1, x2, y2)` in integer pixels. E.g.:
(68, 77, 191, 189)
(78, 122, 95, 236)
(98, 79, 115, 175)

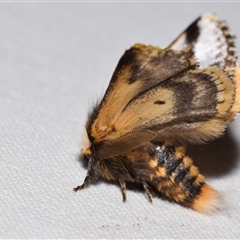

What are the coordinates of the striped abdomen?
(150, 144, 221, 213)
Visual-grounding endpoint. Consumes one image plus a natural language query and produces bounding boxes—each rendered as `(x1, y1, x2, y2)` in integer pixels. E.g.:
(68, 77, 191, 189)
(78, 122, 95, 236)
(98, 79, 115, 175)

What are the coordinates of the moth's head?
(81, 147, 92, 160)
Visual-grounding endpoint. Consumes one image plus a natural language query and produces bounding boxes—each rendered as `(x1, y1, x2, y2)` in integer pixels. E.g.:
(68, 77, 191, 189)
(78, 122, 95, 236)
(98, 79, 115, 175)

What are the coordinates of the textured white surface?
(1, 3, 240, 239)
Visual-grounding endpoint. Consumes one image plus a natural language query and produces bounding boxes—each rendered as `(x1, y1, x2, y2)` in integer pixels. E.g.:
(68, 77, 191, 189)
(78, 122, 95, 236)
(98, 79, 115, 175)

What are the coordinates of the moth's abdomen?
(151, 144, 221, 213)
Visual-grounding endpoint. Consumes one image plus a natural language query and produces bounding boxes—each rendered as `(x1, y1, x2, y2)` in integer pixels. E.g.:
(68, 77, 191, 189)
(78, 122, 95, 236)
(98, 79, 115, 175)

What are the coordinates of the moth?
(74, 13, 240, 213)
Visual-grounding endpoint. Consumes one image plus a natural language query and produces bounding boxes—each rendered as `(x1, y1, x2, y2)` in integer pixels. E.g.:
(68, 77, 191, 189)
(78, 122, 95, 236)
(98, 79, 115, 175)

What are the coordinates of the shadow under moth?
(74, 13, 240, 213)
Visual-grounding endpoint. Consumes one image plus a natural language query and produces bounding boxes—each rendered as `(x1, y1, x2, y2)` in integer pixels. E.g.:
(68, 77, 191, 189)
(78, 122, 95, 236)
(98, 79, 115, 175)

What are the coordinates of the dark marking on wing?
(154, 100, 166, 105)
(185, 17, 201, 45)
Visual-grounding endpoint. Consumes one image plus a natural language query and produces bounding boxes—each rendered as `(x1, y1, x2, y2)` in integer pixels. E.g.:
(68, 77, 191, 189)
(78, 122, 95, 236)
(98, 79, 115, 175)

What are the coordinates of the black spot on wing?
(154, 100, 166, 105)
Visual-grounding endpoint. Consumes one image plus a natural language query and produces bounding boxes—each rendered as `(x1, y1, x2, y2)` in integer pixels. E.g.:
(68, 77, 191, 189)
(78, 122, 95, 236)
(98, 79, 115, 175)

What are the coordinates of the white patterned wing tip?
(169, 13, 237, 71)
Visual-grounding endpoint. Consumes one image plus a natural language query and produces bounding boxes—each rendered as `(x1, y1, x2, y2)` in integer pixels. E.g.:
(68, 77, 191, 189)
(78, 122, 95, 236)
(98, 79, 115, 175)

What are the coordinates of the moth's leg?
(73, 175, 92, 192)
(73, 157, 99, 192)
(142, 182, 153, 202)
(119, 179, 127, 202)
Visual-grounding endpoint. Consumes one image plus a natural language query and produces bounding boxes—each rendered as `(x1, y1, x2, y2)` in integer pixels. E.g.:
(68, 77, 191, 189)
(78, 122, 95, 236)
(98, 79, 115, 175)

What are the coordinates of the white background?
(1, 2, 240, 239)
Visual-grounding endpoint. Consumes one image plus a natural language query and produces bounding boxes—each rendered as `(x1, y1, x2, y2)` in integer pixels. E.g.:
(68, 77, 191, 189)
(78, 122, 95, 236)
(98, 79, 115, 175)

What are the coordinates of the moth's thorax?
(98, 144, 157, 182)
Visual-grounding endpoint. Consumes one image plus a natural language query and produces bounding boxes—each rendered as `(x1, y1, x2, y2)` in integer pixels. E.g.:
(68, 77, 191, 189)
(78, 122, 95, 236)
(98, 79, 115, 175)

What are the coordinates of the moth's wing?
(88, 14, 239, 159)
(227, 64, 240, 123)
(87, 44, 197, 142)
(92, 130, 156, 159)
(168, 13, 240, 122)
(168, 13, 236, 72)
(92, 65, 236, 159)
(93, 66, 235, 158)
